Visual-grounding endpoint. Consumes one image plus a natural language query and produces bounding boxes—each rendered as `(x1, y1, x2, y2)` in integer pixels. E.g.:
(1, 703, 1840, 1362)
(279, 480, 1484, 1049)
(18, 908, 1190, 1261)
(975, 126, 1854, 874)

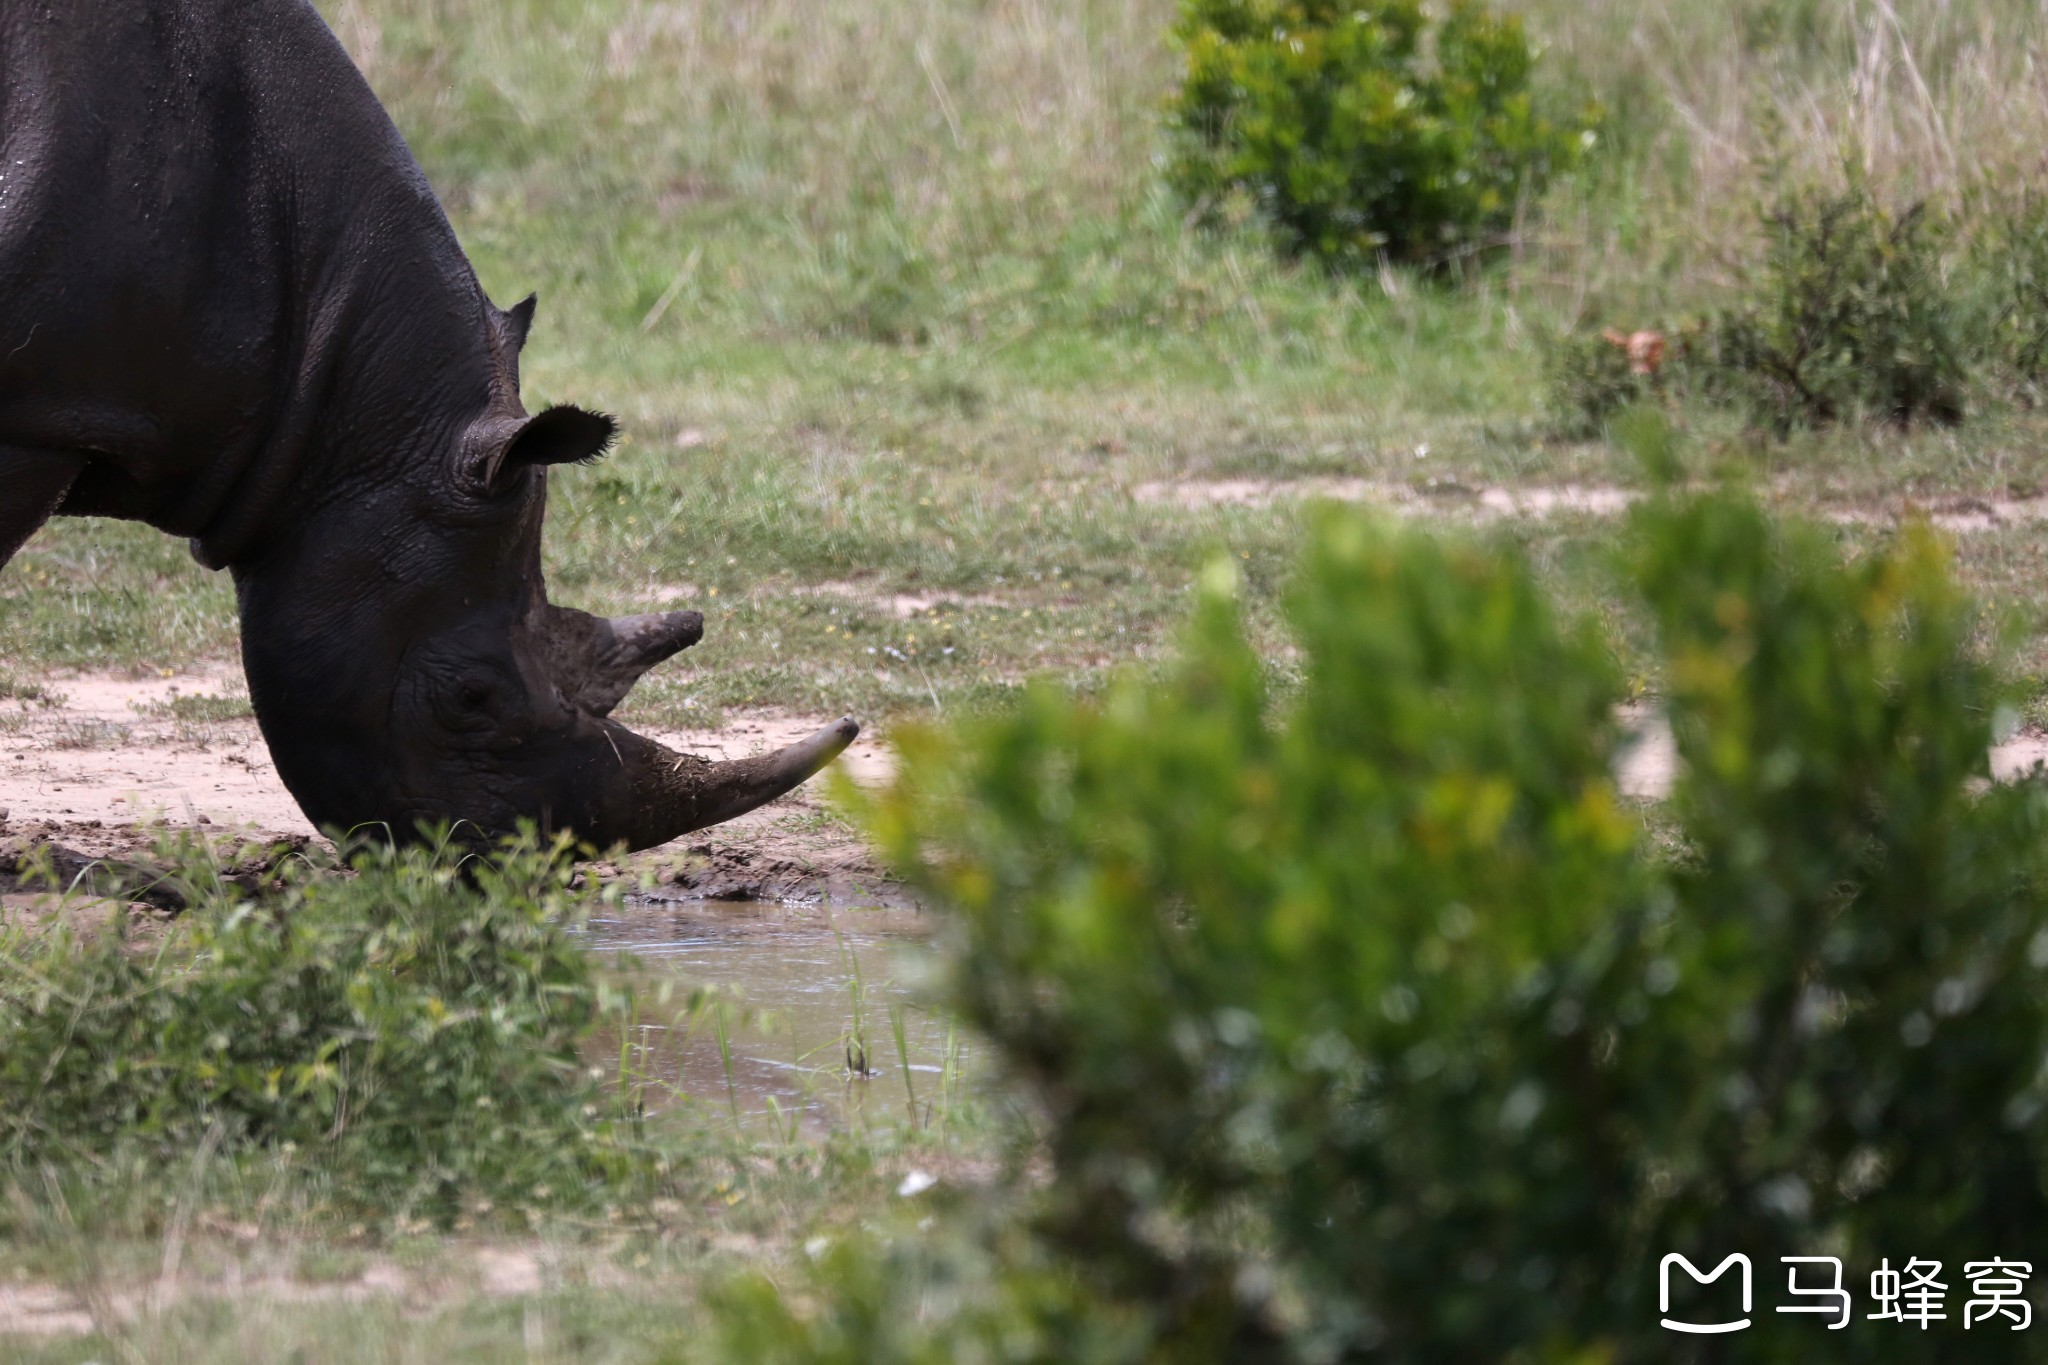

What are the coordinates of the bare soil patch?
(1817, 493, 2048, 532)
(796, 578, 1000, 619)
(0, 1283, 95, 1337)
(1133, 477, 2048, 534)
(0, 667, 903, 906)
(1129, 477, 1642, 518)
(0, 1242, 557, 1339)
(14, 668, 2046, 903)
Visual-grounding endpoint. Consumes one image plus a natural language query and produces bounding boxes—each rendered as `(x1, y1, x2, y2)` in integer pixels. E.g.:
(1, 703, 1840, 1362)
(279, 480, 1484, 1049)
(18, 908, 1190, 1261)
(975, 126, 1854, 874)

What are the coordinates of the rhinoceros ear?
(501, 293, 538, 351)
(470, 404, 617, 493)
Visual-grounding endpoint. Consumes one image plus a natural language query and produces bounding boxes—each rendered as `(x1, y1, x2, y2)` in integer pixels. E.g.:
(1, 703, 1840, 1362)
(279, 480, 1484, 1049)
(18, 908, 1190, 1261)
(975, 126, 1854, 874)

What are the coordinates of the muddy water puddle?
(585, 899, 972, 1135)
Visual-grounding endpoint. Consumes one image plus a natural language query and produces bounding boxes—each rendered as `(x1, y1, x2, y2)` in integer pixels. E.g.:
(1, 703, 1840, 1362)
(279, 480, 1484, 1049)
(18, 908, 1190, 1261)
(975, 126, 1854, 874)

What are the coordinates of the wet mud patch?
(588, 895, 957, 1133)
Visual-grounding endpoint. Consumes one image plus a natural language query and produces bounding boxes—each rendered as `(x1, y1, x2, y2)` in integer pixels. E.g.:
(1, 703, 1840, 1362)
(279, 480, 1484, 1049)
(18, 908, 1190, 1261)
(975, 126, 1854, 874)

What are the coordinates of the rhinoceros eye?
(432, 673, 514, 737)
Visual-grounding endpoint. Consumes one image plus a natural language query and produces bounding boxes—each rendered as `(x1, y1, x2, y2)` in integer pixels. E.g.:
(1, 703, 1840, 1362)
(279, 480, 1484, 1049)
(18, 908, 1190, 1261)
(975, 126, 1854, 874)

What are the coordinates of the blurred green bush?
(786, 487, 2048, 1362)
(1166, 0, 1592, 269)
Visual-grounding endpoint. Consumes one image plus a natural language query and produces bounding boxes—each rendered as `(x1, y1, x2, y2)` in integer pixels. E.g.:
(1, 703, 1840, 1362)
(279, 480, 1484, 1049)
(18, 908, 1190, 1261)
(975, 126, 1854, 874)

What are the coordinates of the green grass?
(0, 833, 998, 1361)
(140, 693, 254, 724)
(0, 0, 1568, 719)
(13, 0, 2048, 721)
(0, 1136, 970, 1364)
(14, 0, 2048, 1354)
(4, 1293, 700, 1365)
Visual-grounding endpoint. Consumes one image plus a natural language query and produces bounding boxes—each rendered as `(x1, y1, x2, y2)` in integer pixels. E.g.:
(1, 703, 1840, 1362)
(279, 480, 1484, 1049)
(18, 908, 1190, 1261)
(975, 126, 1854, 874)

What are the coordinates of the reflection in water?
(584, 900, 969, 1135)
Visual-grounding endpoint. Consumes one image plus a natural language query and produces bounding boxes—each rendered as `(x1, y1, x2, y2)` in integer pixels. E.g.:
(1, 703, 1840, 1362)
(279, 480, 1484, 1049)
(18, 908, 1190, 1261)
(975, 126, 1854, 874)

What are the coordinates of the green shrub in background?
(1542, 325, 1690, 440)
(1166, 0, 1592, 269)
(791, 486, 2048, 1363)
(1972, 190, 2048, 409)
(0, 833, 644, 1213)
(1710, 187, 1965, 431)
(1551, 183, 1969, 436)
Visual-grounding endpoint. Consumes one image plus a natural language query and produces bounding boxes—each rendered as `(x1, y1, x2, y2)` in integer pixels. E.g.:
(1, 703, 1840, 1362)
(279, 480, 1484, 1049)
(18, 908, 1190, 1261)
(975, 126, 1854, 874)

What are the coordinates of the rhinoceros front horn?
(601, 716, 862, 851)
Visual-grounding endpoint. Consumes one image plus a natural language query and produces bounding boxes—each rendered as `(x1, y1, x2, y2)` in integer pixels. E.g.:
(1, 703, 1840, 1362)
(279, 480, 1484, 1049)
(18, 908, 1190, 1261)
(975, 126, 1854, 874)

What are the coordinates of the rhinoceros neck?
(0, 0, 497, 570)
(187, 218, 496, 571)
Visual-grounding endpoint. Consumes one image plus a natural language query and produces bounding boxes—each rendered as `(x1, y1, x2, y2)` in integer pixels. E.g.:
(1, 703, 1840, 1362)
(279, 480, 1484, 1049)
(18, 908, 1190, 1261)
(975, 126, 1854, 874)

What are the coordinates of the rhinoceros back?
(0, 0, 488, 565)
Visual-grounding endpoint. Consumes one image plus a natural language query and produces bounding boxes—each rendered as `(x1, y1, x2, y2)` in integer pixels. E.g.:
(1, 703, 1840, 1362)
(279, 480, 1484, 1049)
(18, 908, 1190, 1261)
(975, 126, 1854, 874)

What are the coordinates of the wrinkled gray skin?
(0, 0, 855, 849)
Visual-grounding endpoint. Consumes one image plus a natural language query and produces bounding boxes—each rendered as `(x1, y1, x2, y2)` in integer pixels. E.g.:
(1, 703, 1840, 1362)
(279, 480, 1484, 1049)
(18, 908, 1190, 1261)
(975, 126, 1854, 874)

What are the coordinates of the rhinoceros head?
(231, 295, 855, 851)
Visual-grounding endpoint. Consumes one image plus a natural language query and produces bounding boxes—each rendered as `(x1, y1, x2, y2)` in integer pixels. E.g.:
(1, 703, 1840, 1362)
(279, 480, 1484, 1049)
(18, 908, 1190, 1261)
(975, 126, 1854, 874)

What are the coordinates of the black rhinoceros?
(0, 0, 855, 849)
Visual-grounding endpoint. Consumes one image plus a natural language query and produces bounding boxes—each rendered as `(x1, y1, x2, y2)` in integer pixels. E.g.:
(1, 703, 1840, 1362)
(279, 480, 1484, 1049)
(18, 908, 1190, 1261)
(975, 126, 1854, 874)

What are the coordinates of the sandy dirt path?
(10, 667, 2048, 907)
(1133, 475, 2048, 535)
